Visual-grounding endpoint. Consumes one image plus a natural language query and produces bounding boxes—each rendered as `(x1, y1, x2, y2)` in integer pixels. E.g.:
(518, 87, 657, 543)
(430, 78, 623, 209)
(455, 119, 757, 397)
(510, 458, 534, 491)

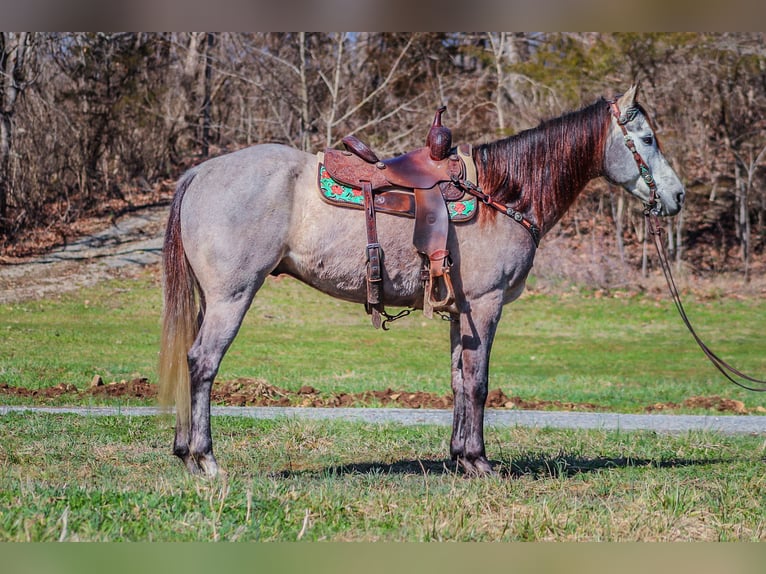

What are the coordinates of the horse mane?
(473, 97, 611, 230)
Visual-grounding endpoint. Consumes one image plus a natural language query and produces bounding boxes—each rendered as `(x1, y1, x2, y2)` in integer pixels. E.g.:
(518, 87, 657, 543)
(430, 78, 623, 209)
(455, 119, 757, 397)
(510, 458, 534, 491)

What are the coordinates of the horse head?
(603, 83, 685, 216)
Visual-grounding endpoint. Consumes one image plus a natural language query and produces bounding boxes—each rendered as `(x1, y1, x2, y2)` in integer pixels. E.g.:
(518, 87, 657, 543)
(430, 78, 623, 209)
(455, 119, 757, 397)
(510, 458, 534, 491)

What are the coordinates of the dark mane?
(473, 97, 611, 230)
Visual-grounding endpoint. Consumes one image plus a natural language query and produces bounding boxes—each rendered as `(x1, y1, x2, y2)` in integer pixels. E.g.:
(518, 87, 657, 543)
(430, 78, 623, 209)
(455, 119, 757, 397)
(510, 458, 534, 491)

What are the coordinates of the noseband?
(607, 99, 661, 216)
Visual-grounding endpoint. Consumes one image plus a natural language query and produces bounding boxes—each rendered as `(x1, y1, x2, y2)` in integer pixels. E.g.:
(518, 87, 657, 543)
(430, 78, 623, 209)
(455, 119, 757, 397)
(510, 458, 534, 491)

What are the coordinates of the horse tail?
(158, 169, 199, 429)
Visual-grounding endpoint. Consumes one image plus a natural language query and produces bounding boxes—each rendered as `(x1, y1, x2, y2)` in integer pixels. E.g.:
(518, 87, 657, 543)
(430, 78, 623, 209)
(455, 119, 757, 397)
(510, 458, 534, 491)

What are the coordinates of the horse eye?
(641, 135, 654, 146)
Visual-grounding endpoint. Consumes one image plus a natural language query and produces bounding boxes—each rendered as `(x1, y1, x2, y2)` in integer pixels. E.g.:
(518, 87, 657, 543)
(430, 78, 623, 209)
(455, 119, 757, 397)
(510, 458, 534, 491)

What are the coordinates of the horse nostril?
(676, 191, 685, 205)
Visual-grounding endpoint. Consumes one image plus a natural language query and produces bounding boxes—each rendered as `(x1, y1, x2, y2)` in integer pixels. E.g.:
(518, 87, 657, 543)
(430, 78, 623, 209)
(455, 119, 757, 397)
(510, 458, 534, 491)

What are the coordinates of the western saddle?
(320, 106, 473, 328)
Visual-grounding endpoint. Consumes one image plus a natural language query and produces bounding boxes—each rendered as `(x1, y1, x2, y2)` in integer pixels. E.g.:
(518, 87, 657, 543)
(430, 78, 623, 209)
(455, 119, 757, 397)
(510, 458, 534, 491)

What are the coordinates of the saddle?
(319, 106, 477, 328)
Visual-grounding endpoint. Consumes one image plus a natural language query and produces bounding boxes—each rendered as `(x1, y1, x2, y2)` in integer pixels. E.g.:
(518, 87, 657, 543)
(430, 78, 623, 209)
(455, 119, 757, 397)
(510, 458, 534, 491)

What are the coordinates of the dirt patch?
(645, 395, 762, 415)
(1, 377, 761, 414)
(0, 378, 157, 401)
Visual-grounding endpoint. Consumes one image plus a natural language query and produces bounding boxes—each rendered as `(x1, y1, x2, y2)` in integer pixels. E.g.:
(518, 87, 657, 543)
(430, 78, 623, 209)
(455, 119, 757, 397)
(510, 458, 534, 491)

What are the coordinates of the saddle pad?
(316, 151, 478, 223)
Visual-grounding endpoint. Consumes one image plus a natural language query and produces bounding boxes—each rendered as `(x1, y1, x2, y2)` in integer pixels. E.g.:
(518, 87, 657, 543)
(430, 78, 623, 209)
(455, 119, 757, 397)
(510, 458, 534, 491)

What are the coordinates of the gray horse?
(159, 84, 685, 477)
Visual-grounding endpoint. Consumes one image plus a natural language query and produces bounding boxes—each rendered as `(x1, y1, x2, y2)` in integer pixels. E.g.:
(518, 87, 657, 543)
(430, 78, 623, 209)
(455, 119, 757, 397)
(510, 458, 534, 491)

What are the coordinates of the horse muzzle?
(657, 189, 685, 217)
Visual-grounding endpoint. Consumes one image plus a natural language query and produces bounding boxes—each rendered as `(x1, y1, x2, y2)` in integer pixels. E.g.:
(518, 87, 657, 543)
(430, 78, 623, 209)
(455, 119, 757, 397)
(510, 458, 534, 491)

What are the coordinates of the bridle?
(608, 98, 766, 392)
(608, 99, 661, 217)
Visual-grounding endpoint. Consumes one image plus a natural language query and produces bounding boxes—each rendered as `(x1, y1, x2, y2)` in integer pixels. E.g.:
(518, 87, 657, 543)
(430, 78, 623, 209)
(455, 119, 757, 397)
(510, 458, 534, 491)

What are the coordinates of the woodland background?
(1, 32, 765, 286)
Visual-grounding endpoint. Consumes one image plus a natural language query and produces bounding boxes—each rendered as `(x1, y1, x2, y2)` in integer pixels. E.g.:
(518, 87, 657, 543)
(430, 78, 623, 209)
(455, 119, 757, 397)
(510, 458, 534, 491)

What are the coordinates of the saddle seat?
(333, 136, 465, 193)
(326, 106, 464, 196)
(320, 106, 473, 328)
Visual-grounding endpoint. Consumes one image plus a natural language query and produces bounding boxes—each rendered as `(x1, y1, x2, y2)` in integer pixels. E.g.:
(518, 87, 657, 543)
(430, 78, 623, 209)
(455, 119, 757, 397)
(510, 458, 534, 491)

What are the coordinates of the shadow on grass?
(500, 453, 732, 479)
(275, 453, 734, 480)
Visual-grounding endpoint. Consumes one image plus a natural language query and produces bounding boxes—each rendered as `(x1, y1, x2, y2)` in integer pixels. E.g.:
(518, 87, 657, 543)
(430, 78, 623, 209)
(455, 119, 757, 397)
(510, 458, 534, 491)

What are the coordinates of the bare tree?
(0, 32, 34, 229)
(2, 31, 766, 283)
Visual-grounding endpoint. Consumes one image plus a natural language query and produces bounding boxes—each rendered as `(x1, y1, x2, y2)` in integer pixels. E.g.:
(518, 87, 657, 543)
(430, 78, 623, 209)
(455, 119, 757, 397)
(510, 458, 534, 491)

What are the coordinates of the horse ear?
(617, 83, 639, 112)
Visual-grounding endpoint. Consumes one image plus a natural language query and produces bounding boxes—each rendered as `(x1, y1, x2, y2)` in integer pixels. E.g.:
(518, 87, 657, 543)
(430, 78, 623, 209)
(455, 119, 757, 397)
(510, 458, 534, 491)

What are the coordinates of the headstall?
(607, 99, 661, 217)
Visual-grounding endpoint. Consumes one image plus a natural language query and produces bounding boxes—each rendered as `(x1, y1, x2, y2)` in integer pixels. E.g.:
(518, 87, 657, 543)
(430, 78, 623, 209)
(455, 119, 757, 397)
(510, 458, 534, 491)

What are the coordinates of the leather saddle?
(320, 106, 472, 328)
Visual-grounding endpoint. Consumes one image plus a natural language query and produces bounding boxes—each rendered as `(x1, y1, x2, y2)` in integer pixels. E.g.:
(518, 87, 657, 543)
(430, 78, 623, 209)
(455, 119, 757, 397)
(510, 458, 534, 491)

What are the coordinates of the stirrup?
(430, 269, 455, 310)
(423, 266, 454, 318)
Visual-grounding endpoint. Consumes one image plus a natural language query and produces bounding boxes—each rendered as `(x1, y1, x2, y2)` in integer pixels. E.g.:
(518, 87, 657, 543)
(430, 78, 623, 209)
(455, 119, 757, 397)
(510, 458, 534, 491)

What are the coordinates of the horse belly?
(280, 194, 425, 306)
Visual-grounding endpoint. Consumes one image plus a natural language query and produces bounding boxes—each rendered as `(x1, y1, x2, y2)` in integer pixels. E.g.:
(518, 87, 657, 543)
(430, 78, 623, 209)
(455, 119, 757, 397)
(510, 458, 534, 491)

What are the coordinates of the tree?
(2, 32, 766, 283)
(0, 32, 34, 230)
(711, 34, 766, 281)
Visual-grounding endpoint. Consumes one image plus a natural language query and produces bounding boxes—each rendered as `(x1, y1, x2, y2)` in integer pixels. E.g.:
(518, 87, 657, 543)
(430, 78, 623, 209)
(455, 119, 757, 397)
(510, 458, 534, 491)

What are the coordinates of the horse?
(158, 84, 685, 477)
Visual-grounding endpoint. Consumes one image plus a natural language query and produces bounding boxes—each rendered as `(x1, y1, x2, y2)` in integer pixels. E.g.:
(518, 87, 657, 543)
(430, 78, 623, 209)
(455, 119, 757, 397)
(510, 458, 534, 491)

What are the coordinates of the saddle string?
(647, 211, 766, 392)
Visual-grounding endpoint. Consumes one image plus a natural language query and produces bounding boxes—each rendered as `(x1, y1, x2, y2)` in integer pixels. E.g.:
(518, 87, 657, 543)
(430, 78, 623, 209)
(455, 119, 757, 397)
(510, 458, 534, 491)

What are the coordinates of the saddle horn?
(426, 106, 452, 161)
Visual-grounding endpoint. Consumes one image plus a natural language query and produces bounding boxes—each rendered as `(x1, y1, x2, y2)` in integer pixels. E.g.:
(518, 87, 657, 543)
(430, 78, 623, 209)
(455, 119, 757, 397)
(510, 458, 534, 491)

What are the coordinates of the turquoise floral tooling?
(319, 164, 365, 206)
(318, 164, 477, 222)
(445, 194, 477, 221)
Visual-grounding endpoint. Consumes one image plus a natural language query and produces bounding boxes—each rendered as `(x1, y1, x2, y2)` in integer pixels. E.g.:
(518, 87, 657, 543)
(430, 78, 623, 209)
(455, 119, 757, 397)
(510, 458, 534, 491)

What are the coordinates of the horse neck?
(475, 99, 609, 235)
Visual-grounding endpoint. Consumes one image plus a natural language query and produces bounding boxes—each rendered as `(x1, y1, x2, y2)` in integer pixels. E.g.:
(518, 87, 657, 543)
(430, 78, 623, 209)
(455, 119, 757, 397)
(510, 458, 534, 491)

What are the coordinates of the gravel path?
(2, 405, 764, 435)
(0, 204, 167, 304)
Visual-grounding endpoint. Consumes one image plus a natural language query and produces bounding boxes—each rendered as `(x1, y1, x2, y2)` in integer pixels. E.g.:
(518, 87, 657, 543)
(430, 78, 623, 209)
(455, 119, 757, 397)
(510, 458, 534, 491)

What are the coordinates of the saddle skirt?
(317, 144, 479, 223)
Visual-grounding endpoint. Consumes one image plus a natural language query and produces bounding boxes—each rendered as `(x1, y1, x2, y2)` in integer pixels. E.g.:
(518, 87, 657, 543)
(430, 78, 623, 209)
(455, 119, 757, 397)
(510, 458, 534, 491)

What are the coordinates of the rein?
(646, 213, 766, 392)
(608, 98, 766, 392)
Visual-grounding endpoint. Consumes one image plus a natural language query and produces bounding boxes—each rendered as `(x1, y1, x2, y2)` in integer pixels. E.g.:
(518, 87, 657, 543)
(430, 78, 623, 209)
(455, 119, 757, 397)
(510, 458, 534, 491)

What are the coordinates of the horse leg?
(449, 295, 502, 476)
(177, 293, 254, 477)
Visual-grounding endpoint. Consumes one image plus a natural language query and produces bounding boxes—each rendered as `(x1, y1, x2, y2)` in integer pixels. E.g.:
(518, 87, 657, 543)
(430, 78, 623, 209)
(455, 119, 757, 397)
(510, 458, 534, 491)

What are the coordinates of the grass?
(1, 267, 765, 413)
(2, 269, 766, 541)
(1, 411, 765, 541)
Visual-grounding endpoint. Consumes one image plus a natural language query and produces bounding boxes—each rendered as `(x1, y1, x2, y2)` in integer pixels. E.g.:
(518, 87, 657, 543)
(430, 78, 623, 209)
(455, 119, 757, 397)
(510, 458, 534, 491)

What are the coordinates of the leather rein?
(609, 99, 766, 392)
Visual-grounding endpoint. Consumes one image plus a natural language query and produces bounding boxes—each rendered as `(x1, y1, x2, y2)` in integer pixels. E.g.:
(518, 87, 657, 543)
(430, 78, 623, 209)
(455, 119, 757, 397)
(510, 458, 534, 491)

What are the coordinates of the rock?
(89, 375, 104, 388)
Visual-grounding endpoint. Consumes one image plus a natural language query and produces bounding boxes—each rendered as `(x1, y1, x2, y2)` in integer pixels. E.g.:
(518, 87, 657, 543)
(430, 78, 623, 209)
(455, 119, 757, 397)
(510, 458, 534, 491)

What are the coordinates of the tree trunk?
(0, 32, 32, 229)
(486, 33, 508, 134)
(201, 33, 214, 157)
(0, 111, 10, 222)
(612, 190, 626, 264)
(298, 32, 311, 152)
(640, 216, 649, 278)
(733, 160, 751, 282)
(675, 207, 684, 271)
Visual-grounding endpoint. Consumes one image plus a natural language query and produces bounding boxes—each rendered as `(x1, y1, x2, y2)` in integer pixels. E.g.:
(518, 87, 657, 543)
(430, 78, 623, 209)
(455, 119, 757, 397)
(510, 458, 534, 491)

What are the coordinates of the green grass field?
(1, 269, 765, 412)
(2, 270, 766, 541)
(2, 411, 766, 541)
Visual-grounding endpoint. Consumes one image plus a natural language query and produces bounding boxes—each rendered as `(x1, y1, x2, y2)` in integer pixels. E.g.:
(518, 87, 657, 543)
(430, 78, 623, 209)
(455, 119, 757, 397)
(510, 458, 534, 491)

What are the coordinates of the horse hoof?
(457, 457, 496, 478)
(457, 456, 495, 477)
(473, 457, 495, 476)
(198, 456, 219, 478)
(179, 452, 219, 478)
